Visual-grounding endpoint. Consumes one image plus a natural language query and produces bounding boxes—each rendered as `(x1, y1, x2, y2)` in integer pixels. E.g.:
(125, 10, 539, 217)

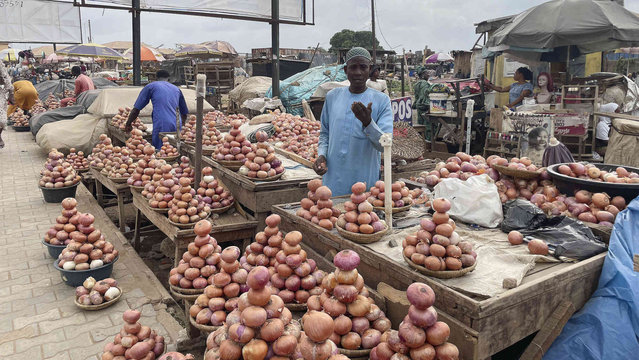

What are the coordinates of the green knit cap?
(345, 47, 371, 63)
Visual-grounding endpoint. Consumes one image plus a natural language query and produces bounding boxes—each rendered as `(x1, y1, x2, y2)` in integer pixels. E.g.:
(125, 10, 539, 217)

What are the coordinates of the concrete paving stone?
(36, 301, 80, 318)
(63, 313, 113, 340)
(3, 344, 42, 360)
(69, 341, 105, 360)
(46, 351, 72, 360)
(14, 328, 66, 354)
(89, 323, 121, 343)
(0, 304, 36, 332)
(0, 340, 14, 356)
(0, 324, 38, 346)
(0, 288, 33, 306)
(42, 333, 92, 358)
(11, 278, 52, 294)
(0, 301, 11, 314)
(13, 308, 60, 330)
(39, 312, 86, 334)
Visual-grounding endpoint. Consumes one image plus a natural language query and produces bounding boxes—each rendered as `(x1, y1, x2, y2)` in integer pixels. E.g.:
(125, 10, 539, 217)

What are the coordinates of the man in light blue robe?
(314, 47, 393, 196)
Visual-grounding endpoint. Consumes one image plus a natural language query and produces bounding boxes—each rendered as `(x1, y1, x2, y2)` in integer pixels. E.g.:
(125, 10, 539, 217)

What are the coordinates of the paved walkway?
(0, 129, 182, 359)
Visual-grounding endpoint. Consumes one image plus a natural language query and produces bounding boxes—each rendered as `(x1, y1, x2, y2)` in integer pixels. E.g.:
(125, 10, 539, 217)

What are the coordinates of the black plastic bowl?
(53, 255, 119, 287)
(547, 163, 639, 202)
(40, 183, 79, 203)
(42, 239, 66, 259)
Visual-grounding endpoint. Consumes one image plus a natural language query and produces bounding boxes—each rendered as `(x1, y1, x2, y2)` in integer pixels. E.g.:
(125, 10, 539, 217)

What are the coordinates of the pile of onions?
(298, 311, 340, 360)
(196, 167, 235, 210)
(495, 177, 551, 204)
(101, 309, 165, 360)
(203, 266, 303, 360)
(238, 130, 285, 179)
(370, 282, 460, 360)
(242, 214, 283, 271)
(45, 94, 61, 110)
(171, 156, 195, 183)
(213, 120, 252, 163)
(144, 164, 178, 209)
(305, 250, 391, 351)
(402, 198, 477, 271)
(557, 162, 639, 184)
(210, 111, 249, 129)
(56, 209, 118, 271)
(180, 113, 223, 146)
(270, 110, 320, 163)
(157, 136, 179, 158)
(39, 148, 82, 188)
(76, 276, 120, 306)
(488, 155, 538, 172)
(335, 182, 386, 234)
(44, 197, 79, 246)
(66, 148, 89, 172)
(88, 134, 114, 170)
(111, 106, 147, 132)
(127, 157, 166, 188)
(296, 179, 341, 230)
(169, 220, 221, 290)
(167, 177, 211, 225)
(125, 129, 151, 160)
(101, 146, 136, 180)
(367, 180, 414, 208)
(9, 107, 29, 126)
(189, 245, 248, 327)
(413, 152, 498, 186)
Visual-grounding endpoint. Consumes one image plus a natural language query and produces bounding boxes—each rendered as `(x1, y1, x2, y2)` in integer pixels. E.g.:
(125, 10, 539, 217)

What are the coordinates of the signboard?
(550, 113, 590, 136)
(502, 112, 553, 165)
(503, 57, 528, 77)
(391, 96, 413, 123)
(0, 1, 81, 44)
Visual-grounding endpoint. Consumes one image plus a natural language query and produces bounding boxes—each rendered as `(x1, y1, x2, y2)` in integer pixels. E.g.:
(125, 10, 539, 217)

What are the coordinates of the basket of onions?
(188, 246, 247, 333)
(39, 149, 81, 203)
(370, 282, 460, 360)
(128, 157, 166, 191)
(197, 167, 235, 214)
(167, 177, 211, 228)
(10, 108, 30, 130)
(296, 179, 341, 230)
(367, 180, 414, 213)
(45, 94, 60, 110)
(156, 136, 179, 161)
(75, 276, 122, 310)
(238, 130, 285, 181)
(414, 152, 499, 186)
(548, 162, 639, 201)
(43, 198, 80, 258)
(305, 250, 391, 357)
(172, 156, 195, 184)
(335, 182, 388, 244)
(203, 266, 302, 360)
(242, 214, 283, 271)
(402, 198, 477, 279)
(212, 119, 250, 171)
(101, 309, 165, 360)
(169, 220, 222, 296)
(488, 155, 541, 180)
(126, 129, 151, 160)
(88, 134, 113, 170)
(144, 163, 178, 212)
(66, 148, 89, 172)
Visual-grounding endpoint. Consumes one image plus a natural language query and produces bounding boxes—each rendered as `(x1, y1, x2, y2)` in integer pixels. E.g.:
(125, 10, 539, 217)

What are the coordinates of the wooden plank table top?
(89, 168, 131, 232)
(272, 200, 607, 359)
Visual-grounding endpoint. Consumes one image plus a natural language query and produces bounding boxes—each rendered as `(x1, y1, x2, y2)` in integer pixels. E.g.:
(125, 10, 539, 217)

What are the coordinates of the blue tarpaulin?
(266, 64, 346, 116)
(544, 197, 639, 359)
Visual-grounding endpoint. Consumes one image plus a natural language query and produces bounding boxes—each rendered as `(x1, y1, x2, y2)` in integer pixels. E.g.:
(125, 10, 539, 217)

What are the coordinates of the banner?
(0, 1, 81, 43)
(391, 96, 413, 123)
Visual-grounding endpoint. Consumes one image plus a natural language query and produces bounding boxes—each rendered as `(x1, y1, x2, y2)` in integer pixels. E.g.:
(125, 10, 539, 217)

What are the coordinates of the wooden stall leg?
(174, 244, 180, 268)
(117, 191, 126, 233)
(429, 118, 435, 151)
(96, 179, 104, 206)
(519, 300, 575, 360)
(133, 209, 142, 251)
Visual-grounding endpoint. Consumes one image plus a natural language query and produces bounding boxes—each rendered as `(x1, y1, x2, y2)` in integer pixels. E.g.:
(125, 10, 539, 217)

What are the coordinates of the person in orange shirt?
(61, 66, 95, 107)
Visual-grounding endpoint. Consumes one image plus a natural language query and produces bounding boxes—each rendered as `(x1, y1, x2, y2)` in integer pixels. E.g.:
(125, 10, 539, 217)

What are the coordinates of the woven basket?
(404, 254, 477, 279)
(157, 155, 179, 162)
(169, 284, 204, 300)
(129, 185, 145, 192)
(215, 159, 245, 171)
(392, 122, 426, 161)
(150, 206, 169, 213)
(168, 213, 210, 228)
(108, 176, 129, 184)
(74, 287, 123, 311)
(241, 171, 284, 182)
(211, 203, 234, 214)
(492, 164, 542, 180)
(189, 316, 220, 334)
(373, 204, 412, 214)
(285, 303, 307, 312)
(335, 223, 389, 244)
(339, 348, 371, 358)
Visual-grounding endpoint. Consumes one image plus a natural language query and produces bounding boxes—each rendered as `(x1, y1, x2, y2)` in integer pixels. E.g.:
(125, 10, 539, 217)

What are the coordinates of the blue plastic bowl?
(53, 256, 119, 287)
(42, 239, 66, 259)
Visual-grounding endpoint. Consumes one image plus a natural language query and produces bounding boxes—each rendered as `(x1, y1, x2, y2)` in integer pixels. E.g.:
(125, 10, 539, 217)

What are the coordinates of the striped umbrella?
(57, 43, 124, 59)
(425, 52, 454, 64)
(122, 46, 165, 62)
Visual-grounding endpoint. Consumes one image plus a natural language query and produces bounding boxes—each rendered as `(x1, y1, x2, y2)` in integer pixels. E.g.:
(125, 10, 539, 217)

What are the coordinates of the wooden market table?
(130, 189, 258, 266)
(107, 123, 153, 146)
(89, 168, 131, 232)
(271, 199, 607, 360)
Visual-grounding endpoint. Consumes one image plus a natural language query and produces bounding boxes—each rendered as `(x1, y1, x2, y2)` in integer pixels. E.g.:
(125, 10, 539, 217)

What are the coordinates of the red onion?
(408, 305, 438, 327)
(333, 250, 360, 271)
(247, 266, 270, 289)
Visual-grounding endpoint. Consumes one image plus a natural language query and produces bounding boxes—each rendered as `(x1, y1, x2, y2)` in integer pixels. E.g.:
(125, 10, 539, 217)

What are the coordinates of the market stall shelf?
(273, 146, 314, 168)
(271, 199, 607, 360)
(89, 168, 131, 232)
(107, 123, 152, 146)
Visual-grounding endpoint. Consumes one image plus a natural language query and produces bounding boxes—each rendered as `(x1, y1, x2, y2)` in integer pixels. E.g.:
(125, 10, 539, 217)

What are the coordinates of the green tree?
(329, 29, 382, 53)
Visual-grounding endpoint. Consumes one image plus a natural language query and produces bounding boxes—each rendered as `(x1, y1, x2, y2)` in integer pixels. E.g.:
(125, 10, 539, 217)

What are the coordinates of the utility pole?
(271, 0, 280, 97)
(371, 0, 376, 64)
(88, 20, 92, 43)
(132, 0, 141, 86)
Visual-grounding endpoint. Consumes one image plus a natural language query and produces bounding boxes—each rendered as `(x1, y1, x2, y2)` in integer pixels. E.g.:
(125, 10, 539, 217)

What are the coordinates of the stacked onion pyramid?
(336, 182, 386, 234)
(169, 220, 222, 291)
(296, 179, 340, 230)
(101, 309, 165, 359)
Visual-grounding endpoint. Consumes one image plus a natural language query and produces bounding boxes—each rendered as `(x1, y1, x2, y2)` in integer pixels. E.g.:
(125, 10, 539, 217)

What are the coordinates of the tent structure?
(57, 43, 124, 60)
(201, 41, 238, 56)
(122, 46, 165, 62)
(175, 44, 222, 57)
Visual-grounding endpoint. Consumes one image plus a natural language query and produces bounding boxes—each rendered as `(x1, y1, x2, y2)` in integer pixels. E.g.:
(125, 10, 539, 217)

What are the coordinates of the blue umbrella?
(57, 43, 124, 60)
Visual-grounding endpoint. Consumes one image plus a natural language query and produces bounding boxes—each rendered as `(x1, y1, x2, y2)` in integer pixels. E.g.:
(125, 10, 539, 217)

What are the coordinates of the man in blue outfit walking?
(125, 70, 189, 149)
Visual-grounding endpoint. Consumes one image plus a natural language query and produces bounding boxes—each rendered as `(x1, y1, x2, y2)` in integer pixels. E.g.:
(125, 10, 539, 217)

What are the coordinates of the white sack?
(36, 114, 106, 155)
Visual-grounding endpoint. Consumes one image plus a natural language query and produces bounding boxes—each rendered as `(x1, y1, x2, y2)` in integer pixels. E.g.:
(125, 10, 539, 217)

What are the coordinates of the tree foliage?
(329, 29, 383, 52)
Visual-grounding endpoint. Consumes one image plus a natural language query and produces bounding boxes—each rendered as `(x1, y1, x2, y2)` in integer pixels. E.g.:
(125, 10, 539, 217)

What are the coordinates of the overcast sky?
(28, 0, 639, 53)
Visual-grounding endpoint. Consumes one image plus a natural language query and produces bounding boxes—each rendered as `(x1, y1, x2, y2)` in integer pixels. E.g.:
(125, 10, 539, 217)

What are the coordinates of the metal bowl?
(547, 163, 639, 202)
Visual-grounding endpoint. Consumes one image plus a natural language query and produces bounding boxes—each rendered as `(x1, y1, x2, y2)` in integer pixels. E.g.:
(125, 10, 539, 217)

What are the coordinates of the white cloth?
(366, 79, 388, 94)
(596, 103, 619, 141)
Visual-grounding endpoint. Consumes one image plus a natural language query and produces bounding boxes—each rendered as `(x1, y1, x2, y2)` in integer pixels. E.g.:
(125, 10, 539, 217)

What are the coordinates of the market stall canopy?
(486, 0, 639, 59)
(175, 43, 223, 57)
(200, 41, 238, 56)
(425, 52, 454, 64)
(122, 46, 165, 62)
(0, 48, 20, 62)
(57, 43, 124, 60)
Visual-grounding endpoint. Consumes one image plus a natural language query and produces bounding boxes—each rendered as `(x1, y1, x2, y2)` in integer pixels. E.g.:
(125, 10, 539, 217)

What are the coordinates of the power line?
(373, 0, 393, 50)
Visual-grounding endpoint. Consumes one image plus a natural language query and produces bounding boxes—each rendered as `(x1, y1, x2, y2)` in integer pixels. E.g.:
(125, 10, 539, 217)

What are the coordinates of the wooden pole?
(195, 74, 206, 184)
(371, 0, 376, 64)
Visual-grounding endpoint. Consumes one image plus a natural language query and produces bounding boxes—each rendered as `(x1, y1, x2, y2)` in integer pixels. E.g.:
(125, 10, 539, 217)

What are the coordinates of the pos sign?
(391, 96, 413, 123)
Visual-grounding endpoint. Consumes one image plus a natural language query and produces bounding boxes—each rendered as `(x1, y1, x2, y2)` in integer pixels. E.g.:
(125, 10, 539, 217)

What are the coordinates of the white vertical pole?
(380, 133, 393, 230)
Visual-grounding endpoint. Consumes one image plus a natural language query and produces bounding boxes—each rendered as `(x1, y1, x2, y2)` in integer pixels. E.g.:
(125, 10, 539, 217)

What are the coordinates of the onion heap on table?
(112, 107, 148, 132)
(403, 198, 476, 271)
(66, 148, 89, 172)
(197, 167, 235, 210)
(88, 134, 114, 170)
(157, 137, 179, 158)
(203, 266, 302, 360)
(45, 197, 81, 246)
(336, 182, 386, 234)
(242, 214, 284, 270)
(167, 177, 211, 224)
(189, 245, 248, 327)
(238, 130, 284, 179)
(298, 311, 341, 360)
(157, 353, 195, 360)
(213, 120, 251, 163)
(144, 164, 178, 210)
(56, 210, 118, 270)
(556, 162, 639, 183)
(45, 94, 60, 110)
(413, 152, 498, 186)
(270, 230, 326, 304)
(169, 220, 222, 290)
(296, 179, 341, 230)
(270, 111, 320, 163)
(10, 108, 30, 127)
(126, 129, 151, 160)
(181, 114, 224, 147)
(128, 157, 166, 188)
(487, 155, 539, 172)
(370, 282, 460, 360)
(30, 99, 47, 115)
(101, 309, 165, 360)
(171, 156, 195, 183)
(367, 180, 414, 209)
(66, 98, 76, 106)
(306, 250, 391, 351)
(76, 276, 120, 306)
(101, 146, 136, 180)
(213, 112, 249, 129)
(39, 149, 81, 188)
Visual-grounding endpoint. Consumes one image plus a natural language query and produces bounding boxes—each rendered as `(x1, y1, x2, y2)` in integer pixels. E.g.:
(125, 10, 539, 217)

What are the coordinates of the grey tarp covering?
(228, 76, 271, 106)
(34, 78, 117, 101)
(75, 89, 102, 110)
(29, 105, 85, 135)
(486, 0, 639, 57)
